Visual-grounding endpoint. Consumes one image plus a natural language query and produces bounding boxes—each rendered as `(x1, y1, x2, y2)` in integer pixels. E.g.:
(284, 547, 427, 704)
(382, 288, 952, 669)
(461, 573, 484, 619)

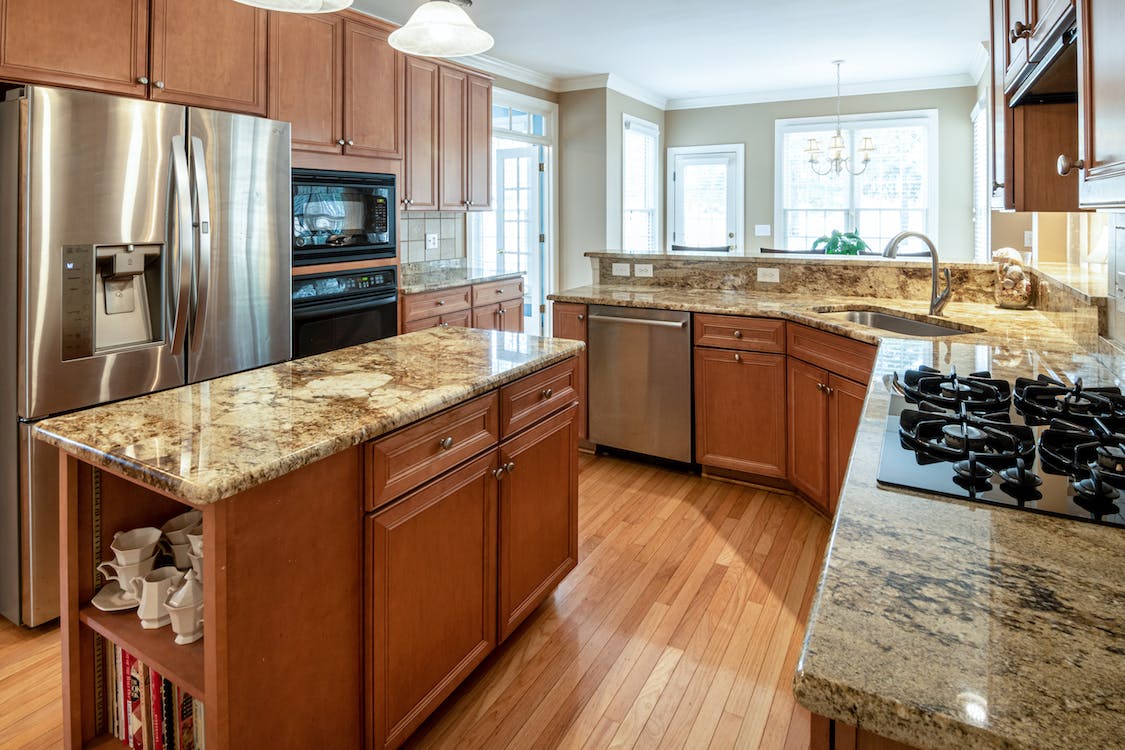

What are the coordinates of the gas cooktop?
(877, 365, 1125, 528)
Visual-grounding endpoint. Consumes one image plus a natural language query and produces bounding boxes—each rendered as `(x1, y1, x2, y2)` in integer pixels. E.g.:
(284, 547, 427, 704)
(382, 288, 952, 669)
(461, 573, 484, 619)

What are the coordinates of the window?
(971, 101, 990, 262)
(622, 115, 660, 252)
(774, 110, 938, 253)
(667, 144, 745, 254)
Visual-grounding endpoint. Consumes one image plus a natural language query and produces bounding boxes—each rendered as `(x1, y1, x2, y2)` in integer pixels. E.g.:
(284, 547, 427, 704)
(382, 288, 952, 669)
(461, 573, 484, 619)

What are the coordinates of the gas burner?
(1014, 375, 1125, 427)
(899, 402, 1036, 464)
(1039, 417, 1125, 486)
(894, 365, 1011, 413)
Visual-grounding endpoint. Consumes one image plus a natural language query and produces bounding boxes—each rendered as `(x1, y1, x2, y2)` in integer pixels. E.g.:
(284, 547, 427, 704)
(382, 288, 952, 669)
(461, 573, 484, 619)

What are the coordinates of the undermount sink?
(818, 309, 981, 337)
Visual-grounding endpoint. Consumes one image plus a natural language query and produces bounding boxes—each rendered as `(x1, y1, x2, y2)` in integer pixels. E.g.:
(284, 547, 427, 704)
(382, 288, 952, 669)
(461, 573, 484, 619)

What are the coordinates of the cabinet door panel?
(0, 0, 148, 96)
(499, 405, 578, 640)
(551, 303, 587, 439)
(344, 19, 404, 160)
(1077, 0, 1125, 208)
(366, 453, 497, 750)
(268, 11, 342, 155)
(694, 347, 787, 478)
(439, 66, 467, 211)
(828, 375, 867, 514)
(404, 56, 439, 210)
(788, 358, 829, 512)
(149, 0, 267, 114)
(466, 73, 492, 210)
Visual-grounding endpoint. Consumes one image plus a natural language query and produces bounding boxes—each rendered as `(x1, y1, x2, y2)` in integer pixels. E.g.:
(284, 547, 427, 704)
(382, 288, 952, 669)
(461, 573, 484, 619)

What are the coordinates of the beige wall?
(664, 86, 979, 260)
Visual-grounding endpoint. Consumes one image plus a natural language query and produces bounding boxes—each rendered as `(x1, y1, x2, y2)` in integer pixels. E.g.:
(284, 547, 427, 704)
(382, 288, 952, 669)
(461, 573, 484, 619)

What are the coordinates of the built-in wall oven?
(292, 169, 396, 267)
(292, 268, 398, 358)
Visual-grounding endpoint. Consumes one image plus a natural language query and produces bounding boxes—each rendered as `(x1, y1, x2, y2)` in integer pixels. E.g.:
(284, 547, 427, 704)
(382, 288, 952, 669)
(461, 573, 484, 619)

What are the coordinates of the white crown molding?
(458, 53, 558, 92)
(665, 73, 978, 111)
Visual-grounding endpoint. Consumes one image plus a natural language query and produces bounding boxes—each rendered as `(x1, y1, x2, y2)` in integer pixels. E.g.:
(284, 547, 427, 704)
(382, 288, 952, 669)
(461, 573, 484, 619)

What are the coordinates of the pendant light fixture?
(232, 0, 353, 12)
(805, 61, 876, 177)
(389, 0, 494, 58)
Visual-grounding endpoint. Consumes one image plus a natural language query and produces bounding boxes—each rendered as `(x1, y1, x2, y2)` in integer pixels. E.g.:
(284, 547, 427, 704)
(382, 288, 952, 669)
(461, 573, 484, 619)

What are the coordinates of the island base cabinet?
(498, 404, 579, 640)
(366, 452, 498, 750)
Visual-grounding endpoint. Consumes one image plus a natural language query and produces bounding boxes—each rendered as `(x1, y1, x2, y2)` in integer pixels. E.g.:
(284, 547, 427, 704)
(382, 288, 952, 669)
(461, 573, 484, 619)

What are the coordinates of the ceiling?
(354, 0, 989, 108)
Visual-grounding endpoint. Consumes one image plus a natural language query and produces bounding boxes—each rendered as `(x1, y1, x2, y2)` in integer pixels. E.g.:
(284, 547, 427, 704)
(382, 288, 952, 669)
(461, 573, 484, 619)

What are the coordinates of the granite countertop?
(33, 328, 583, 506)
(399, 261, 525, 295)
(550, 283, 1125, 749)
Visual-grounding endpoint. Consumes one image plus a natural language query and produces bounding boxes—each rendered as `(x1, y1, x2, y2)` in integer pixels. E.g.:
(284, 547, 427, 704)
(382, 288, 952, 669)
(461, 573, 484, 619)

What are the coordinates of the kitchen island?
(35, 327, 584, 750)
(549, 282, 1125, 750)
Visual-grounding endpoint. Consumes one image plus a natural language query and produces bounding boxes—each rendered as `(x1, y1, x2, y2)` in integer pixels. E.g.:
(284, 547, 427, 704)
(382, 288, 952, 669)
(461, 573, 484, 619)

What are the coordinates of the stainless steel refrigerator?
(0, 86, 292, 626)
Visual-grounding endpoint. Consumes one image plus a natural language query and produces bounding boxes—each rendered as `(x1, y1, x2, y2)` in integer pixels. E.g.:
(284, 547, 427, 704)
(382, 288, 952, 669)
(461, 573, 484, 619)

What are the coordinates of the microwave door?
(186, 108, 292, 384)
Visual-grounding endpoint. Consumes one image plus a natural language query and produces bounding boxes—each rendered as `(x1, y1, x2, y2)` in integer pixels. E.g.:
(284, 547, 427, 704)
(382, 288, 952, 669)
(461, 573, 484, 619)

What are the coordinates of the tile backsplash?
(400, 211, 467, 264)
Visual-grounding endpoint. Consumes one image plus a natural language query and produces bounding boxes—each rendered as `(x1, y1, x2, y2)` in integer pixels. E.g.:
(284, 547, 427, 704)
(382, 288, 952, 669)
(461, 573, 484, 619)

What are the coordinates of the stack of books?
(105, 644, 204, 749)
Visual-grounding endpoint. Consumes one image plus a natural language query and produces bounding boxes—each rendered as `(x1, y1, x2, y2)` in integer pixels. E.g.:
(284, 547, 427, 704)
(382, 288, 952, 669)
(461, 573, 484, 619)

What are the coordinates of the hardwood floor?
(0, 454, 828, 750)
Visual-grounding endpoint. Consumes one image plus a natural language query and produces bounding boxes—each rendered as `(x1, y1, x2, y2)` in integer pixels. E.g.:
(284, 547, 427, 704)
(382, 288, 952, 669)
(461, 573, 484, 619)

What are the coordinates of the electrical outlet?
(426, 233, 440, 250)
(612, 263, 631, 277)
(757, 267, 780, 283)
(635, 264, 653, 278)
(754, 224, 772, 237)
(1023, 230, 1033, 248)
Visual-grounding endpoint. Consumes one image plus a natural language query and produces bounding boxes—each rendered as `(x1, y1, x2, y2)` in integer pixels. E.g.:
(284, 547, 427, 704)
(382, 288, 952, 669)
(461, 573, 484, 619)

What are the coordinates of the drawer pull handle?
(541, 388, 553, 399)
(503, 462, 516, 473)
(733, 330, 743, 339)
(439, 436, 454, 450)
(734, 353, 742, 363)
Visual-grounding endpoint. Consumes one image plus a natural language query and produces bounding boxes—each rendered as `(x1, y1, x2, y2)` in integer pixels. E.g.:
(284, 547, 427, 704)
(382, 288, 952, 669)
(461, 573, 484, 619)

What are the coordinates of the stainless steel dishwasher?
(587, 305, 692, 462)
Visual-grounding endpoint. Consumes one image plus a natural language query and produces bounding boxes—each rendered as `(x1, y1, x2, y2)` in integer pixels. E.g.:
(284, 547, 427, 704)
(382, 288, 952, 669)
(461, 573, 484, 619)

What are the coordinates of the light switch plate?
(754, 224, 772, 237)
(426, 233, 440, 250)
(612, 263, 631, 277)
(1023, 231, 1033, 248)
(635, 263, 653, 277)
(757, 267, 780, 283)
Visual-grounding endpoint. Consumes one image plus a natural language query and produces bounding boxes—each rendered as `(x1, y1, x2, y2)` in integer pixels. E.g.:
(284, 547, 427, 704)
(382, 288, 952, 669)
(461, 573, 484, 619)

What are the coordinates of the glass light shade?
(389, 1, 495, 58)
(232, 0, 352, 12)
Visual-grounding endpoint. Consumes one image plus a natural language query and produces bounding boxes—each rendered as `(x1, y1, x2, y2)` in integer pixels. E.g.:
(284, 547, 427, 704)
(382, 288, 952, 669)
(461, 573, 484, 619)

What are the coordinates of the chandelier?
(389, 0, 494, 58)
(806, 61, 875, 176)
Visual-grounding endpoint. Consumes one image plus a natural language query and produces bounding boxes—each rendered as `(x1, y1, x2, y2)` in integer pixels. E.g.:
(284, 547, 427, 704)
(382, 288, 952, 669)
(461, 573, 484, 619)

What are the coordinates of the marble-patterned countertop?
(399, 260, 524, 295)
(34, 328, 583, 506)
(550, 284, 1125, 749)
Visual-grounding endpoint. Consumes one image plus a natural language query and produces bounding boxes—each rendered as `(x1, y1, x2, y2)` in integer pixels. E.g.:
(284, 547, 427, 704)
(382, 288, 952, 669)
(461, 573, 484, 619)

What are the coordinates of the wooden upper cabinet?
(268, 11, 343, 154)
(1076, 0, 1125, 208)
(149, 0, 267, 114)
(439, 66, 468, 211)
(343, 18, 404, 160)
(828, 374, 867, 513)
(0, 0, 149, 96)
(466, 73, 492, 210)
(788, 357, 830, 513)
(694, 347, 787, 479)
(404, 55, 439, 210)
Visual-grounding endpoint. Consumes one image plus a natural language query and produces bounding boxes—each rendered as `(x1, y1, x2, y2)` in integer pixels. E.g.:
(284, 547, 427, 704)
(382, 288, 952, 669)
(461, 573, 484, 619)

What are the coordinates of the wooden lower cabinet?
(694, 346, 787, 478)
(550, 302, 588, 439)
(498, 404, 579, 639)
(366, 452, 499, 750)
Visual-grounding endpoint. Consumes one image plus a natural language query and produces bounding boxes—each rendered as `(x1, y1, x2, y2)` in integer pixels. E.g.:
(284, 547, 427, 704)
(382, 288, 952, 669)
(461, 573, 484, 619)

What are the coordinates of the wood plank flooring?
(0, 454, 828, 750)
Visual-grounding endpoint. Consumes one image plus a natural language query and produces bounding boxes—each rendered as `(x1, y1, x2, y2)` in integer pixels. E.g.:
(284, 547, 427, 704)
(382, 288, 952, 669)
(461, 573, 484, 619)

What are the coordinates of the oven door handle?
(292, 292, 398, 321)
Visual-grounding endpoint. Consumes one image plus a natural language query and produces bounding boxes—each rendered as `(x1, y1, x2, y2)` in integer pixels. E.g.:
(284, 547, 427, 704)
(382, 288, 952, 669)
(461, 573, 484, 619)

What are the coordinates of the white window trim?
(665, 143, 746, 255)
(772, 109, 940, 254)
(621, 113, 661, 253)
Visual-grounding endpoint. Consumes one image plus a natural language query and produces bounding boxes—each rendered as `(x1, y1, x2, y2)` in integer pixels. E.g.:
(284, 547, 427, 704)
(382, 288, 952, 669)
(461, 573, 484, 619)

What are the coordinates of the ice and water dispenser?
(61, 243, 164, 360)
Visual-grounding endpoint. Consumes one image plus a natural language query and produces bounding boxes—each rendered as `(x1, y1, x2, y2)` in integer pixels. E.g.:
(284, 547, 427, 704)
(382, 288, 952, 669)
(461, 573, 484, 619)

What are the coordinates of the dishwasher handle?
(588, 313, 688, 329)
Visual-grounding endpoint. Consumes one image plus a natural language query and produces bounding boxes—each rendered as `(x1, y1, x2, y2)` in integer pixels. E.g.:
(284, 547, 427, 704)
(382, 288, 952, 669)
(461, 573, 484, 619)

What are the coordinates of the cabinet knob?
(734, 353, 742, 363)
(503, 461, 516, 474)
(1057, 154, 1085, 177)
(154, 80, 165, 89)
(439, 436, 454, 451)
(137, 76, 149, 85)
(733, 330, 743, 339)
(347, 139, 355, 146)
(541, 388, 553, 400)
(337, 139, 346, 146)
(1009, 20, 1033, 44)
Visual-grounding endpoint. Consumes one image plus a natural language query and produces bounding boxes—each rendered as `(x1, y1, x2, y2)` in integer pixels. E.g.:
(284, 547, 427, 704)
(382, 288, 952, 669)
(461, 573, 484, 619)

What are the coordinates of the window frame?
(772, 109, 939, 254)
(621, 114, 661, 253)
(666, 143, 746, 255)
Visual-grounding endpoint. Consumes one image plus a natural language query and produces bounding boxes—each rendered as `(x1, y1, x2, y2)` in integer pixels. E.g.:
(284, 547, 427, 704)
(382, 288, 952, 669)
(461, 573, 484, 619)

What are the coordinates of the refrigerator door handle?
(170, 134, 193, 356)
(189, 136, 212, 355)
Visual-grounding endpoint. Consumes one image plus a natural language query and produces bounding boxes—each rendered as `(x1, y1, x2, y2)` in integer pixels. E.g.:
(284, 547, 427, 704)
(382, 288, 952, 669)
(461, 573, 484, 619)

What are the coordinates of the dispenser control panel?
(61, 244, 94, 360)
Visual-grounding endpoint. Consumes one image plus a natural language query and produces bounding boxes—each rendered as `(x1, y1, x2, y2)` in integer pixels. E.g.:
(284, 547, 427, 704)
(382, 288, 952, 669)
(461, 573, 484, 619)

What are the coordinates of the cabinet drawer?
(472, 277, 524, 306)
(787, 323, 876, 385)
(694, 314, 786, 353)
(500, 358, 578, 438)
(402, 286, 472, 323)
(365, 392, 499, 510)
(402, 310, 471, 333)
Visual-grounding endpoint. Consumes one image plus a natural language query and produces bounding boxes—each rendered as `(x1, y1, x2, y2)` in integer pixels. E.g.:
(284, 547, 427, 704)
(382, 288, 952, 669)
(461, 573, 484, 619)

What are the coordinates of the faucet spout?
(882, 231, 952, 316)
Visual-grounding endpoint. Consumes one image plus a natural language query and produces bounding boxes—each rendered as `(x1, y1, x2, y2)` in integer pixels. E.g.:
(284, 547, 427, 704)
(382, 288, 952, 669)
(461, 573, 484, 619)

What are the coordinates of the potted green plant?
(811, 230, 870, 255)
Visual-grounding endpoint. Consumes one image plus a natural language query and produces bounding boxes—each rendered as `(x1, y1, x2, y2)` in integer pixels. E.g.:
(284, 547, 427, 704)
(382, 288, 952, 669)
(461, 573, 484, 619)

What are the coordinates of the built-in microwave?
(292, 169, 396, 266)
